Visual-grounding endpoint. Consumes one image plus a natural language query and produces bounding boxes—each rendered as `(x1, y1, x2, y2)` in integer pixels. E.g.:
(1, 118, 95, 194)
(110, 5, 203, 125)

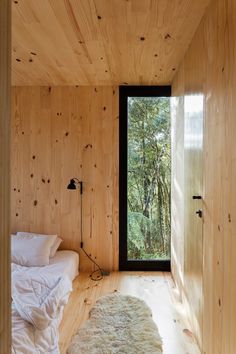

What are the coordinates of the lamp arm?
(72, 178, 83, 194)
(72, 177, 80, 183)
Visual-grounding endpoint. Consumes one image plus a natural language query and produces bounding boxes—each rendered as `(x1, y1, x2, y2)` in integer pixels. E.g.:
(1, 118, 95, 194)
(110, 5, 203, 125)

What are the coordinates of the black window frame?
(119, 85, 171, 271)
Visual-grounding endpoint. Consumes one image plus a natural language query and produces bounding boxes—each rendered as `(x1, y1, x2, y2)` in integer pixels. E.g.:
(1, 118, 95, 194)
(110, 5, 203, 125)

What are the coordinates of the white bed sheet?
(12, 250, 79, 354)
(48, 250, 79, 281)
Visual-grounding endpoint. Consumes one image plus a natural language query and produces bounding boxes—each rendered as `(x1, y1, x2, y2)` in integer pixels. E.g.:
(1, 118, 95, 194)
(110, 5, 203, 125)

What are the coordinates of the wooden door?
(184, 94, 204, 346)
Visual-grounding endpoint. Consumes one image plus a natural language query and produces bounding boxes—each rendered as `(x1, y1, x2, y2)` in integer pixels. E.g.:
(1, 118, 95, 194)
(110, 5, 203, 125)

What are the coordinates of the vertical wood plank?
(0, 0, 11, 352)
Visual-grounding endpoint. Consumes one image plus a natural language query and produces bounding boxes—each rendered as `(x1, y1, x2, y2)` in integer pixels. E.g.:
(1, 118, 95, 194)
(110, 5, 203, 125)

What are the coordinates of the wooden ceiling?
(12, 0, 210, 86)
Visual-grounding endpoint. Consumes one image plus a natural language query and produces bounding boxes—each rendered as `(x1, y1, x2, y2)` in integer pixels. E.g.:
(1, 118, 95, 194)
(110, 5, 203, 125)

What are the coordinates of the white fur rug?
(67, 293, 162, 354)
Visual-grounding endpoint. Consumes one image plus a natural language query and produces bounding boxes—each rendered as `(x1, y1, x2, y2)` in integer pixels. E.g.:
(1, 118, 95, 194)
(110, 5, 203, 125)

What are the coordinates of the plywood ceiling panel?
(12, 0, 210, 86)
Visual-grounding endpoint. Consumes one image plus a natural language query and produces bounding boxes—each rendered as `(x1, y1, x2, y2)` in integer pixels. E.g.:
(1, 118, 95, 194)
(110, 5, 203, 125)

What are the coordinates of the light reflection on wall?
(171, 96, 178, 145)
(184, 94, 204, 149)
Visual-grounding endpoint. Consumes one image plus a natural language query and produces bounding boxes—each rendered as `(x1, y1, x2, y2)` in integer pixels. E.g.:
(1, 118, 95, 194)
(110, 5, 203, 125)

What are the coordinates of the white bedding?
(12, 250, 79, 354)
(47, 250, 79, 282)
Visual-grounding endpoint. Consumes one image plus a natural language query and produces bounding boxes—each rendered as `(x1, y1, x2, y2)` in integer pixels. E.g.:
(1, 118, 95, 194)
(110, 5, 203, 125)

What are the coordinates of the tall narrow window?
(119, 86, 171, 271)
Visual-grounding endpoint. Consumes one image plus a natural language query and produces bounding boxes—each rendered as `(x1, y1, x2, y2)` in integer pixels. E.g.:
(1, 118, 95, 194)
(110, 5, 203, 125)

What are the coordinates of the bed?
(12, 250, 79, 354)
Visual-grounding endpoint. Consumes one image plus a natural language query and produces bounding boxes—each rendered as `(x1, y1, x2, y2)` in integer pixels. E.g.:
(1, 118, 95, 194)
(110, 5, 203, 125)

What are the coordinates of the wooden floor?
(59, 272, 200, 354)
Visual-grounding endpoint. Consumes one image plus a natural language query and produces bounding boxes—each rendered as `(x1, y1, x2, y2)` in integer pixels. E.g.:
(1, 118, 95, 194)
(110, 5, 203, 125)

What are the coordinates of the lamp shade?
(67, 179, 77, 189)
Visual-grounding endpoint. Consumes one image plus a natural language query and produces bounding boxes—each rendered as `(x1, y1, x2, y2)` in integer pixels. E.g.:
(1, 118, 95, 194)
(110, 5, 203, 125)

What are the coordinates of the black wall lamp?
(67, 178, 83, 194)
(67, 178, 83, 248)
(66, 177, 107, 280)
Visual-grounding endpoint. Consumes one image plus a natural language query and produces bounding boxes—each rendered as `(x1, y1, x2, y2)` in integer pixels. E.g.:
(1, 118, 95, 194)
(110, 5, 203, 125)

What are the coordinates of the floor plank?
(59, 272, 200, 354)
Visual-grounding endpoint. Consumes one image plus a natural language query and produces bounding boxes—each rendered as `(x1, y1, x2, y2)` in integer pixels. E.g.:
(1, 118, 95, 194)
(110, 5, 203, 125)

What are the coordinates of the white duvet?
(11, 263, 72, 354)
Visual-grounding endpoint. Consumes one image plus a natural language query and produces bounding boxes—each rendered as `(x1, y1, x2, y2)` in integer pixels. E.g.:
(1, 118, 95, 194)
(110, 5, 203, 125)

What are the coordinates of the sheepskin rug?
(67, 293, 162, 354)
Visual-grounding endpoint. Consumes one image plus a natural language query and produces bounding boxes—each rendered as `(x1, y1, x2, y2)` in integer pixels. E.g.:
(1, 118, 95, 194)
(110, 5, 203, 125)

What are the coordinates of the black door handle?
(196, 209, 202, 218)
(192, 195, 202, 199)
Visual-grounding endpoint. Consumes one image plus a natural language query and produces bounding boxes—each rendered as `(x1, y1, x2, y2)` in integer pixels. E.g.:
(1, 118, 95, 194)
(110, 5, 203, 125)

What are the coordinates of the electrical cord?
(81, 246, 103, 281)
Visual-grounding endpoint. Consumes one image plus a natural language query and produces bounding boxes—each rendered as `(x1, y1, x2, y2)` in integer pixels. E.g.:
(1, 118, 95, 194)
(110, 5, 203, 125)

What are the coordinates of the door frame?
(119, 85, 171, 271)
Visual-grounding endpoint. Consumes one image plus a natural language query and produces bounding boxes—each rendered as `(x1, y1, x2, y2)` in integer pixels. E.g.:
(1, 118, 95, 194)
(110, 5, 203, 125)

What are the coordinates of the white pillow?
(12, 233, 57, 266)
(16, 232, 59, 258)
(50, 237, 63, 258)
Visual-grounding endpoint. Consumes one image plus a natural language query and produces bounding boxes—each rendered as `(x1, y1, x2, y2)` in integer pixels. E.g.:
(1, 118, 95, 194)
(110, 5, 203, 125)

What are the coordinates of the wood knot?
(164, 33, 171, 39)
(84, 298, 92, 305)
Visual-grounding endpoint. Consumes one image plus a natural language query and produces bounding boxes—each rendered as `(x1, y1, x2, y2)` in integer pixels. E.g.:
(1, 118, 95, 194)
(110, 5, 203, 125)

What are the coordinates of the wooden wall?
(172, 0, 236, 352)
(0, 0, 11, 353)
(11, 86, 119, 272)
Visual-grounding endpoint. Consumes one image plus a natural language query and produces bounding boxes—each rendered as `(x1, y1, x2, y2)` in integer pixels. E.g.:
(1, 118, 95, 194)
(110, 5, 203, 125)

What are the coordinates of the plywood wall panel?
(172, 0, 236, 352)
(11, 86, 118, 272)
(0, 0, 11, 352)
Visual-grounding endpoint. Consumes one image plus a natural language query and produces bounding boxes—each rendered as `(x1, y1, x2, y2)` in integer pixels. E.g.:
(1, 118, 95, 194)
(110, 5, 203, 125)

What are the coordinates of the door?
(184, 94, 204, 346)
(119, 86, 171, 271)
